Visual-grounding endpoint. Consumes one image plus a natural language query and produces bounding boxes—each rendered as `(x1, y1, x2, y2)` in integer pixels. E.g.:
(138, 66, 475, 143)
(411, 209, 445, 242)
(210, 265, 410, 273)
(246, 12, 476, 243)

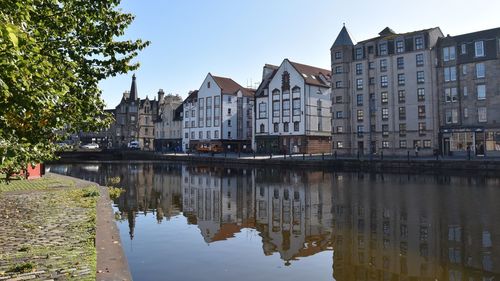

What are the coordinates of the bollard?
(357, 151, 360, 160)
(303, 153, 305, 160)
(381, 151, 384, 160)
(407, 151, 410, 162)
(334, 151, 337, 159)
(253, 151, 256, 159)
(238, 151, 241, 158)
(322, 152, 324, 160)
(270, 153, 272, 159)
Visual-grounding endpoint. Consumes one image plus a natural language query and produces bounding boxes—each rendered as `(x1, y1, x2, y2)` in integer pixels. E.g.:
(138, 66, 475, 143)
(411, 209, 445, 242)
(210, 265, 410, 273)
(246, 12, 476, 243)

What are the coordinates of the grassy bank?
(0, 175, 99, 280)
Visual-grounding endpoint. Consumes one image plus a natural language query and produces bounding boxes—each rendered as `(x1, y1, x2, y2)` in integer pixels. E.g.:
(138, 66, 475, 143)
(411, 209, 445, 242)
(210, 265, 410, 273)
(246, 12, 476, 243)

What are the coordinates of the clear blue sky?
(99, 0, 500, 108)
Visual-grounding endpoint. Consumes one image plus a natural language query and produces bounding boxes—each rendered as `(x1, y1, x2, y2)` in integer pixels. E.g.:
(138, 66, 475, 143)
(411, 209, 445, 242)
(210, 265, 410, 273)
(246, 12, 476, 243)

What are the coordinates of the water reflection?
(49, 163, 500, 280)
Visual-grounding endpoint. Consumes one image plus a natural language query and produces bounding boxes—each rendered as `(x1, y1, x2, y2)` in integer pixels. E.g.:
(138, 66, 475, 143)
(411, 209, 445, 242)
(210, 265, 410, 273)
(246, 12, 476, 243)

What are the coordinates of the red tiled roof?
(212, 75, 255, 97)
(289, 60, 331, 88)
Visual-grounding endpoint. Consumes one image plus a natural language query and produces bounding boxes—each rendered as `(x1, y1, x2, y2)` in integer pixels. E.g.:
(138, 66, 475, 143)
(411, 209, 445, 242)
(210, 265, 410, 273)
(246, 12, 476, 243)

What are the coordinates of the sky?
(99, 0, 500, 108)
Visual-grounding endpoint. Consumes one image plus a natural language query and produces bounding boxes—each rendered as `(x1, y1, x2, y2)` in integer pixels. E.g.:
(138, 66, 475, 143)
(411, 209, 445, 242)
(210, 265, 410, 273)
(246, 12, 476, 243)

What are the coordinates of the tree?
(0, 0, 149, 178)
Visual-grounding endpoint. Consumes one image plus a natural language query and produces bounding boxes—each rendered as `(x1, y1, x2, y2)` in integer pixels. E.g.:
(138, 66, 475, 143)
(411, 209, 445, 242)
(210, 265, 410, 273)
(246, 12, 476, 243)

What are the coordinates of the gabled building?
(331, 26, 443, 156)
(436, 27, 500, 157)
(182, 73, 255, 152)
(154, 90, 183, 152)
(254, 59, 332, 154)
(113, 74, 159, 150)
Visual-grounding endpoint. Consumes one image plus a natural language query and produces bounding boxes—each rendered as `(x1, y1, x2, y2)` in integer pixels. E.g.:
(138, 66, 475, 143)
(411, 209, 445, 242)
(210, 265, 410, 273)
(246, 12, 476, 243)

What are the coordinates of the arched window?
(260, 124, 265, 133)
(292, 86, 301, 94)
(272, 89, 280, 97)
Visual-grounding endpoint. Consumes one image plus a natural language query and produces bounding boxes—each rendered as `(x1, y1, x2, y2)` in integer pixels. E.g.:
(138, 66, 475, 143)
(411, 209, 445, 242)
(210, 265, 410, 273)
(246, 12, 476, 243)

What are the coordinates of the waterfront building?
(182, 73, 255, 152)
(331, 26, 443, 156)
(436, 28, 500, 157)
(254, 59, 332, 154)
(154, 91, 183, 152)
(113, 74, 159, 150)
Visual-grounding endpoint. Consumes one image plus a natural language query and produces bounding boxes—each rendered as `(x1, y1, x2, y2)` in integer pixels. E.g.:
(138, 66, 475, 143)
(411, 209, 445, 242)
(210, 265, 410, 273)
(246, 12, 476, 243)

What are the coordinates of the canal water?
(48, 162, 500, 281)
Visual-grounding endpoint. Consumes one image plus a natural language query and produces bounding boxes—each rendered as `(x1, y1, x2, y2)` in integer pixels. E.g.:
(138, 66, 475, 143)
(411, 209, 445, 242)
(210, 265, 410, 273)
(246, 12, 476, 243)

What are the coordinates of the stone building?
(154, 91, 183, 152)
(254, 59, 332, 154)
(331, 26, 443, 156)
(113, 74, 158, 150)
(436, 27, 500, 157)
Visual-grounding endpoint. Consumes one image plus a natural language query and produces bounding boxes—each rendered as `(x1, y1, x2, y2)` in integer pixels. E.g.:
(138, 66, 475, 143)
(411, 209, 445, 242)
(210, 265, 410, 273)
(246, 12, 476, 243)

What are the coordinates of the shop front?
(441, 127, 500, 157)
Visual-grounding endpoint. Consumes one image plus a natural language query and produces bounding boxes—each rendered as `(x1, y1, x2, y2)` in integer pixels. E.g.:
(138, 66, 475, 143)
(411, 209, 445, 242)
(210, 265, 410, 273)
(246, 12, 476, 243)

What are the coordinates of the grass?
(0, 176, 74, 194)
(7, 262, 35, 274)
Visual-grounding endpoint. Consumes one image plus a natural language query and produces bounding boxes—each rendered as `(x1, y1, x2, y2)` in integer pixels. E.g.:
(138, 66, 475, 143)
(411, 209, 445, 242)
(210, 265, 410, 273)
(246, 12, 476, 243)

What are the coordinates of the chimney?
(158, 89, 165, 103)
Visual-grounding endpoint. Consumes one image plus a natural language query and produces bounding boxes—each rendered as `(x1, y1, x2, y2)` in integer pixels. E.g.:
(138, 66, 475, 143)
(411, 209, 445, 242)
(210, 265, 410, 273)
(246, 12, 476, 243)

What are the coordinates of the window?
(398, 90, 406, 103)
(398, 74, 405, 86)
(369, 62, 375, 69)
(418, 122, 426, 135)
(335, 66, 343, 74)
(445, 109, 453, 124)
(475, 41, 484, 57)
(336, 111, 343, 119)
(337, 126, 344, 133)
(130, 115, 136, 122)
(382, 124, 389, 137)
(463, 86, 468, 97)
(464, 108, 468, 118)
(214, 96, 221, 106)
(478, 107, 487, 122)
(357, 94, 363, 106)
(476, 63, 485, 78)
(215, 130, 219, 138)
(293, 98, 301, 116)
(382, 141, 390, 148)
(417, 88, 425, 102)
(191, 131, 195, 139)
(443, 46, 456, 61)
(356, 79, 363, 90)
(399, 107, 406, 120)
(380, 76, 388, 87)
(423, 140, 431, 148)
(399, 123, 406, 137)
(355, 48, 363, 60)
(337, 141, 344, 148)
(461, 43, 467, 54)
(227, 108, 231, 115)
(259, 102, 267, 118)
(228, 120, 231, 127)
(415, 37, 424, 50)
(444, 87, 458, 102)
(356, 63, 363, 75)
(369, 77, 375, 85)
(185, 132, 188, 139)
(418, 105, 426, 119)
(357, 125, 364, 137)
(273, 123, 278, 132)
(206, 131, 211, 139)
(227, 131, 231, 139)
(444, 67, 457, 82)
(357, 110, 364, 122)
(416, 54, 424, 66)
(382, 108, 389, 120)
(283, 122, 289, 132)
(335, 81, 343, 88)
(379, 43, 388, 56)
(381, 92, 388, 104)
(282, 99, 290, 117)
(259, 124, 265, 133)
(273, 101, 280, 117)
(207, 81, 211, 88)
(477, 85, 486, 100)
(397, 57, 404, 69)
(400, 140, 407, 148)
(417, 71, 425, 83)
(380, 59, 387, 72)
(294, 122, 299, 131)
(227, 96, 232, 103)
(335, 51, 342, 59)
(396, 40, 404, 53)
(462, 65, 467, 75)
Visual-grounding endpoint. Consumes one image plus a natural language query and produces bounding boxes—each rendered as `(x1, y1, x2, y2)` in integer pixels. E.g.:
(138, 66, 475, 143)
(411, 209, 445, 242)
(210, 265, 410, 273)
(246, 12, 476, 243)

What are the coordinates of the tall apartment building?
(254, 59, 332, 154)
(331, 26, 443, 156)
(154, 91, 183, 152)
(182, 73, 254, 152)
(113, 74, 158, 150)
(437, 28, 500, 157)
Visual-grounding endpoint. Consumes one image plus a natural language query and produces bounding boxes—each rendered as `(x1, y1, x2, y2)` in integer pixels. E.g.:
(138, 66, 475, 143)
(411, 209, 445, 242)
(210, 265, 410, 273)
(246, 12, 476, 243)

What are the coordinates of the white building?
(254, 59, 332, 154)
(182, 73, 255, 152)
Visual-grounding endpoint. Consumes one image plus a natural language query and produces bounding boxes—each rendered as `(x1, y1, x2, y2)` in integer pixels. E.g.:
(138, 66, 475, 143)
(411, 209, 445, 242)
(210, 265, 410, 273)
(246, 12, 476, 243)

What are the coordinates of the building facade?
(182, 73, 254, 152)
(154, 91, 183, 152)
(331, 26, 443, 156)
(254, 59, 332, 154)
(113, 74, 158, 150)
(437, 28, 500, 157)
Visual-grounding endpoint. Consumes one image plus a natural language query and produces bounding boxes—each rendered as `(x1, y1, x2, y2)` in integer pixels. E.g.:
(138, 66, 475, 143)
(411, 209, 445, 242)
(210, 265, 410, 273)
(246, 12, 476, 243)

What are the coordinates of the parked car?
(81, 143, 100, 150)
(128, 141, 140, 150)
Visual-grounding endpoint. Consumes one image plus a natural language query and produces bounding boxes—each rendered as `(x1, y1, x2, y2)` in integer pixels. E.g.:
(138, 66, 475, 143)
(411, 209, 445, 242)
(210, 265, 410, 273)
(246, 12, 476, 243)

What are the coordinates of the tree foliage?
(0, 0, 149, 177)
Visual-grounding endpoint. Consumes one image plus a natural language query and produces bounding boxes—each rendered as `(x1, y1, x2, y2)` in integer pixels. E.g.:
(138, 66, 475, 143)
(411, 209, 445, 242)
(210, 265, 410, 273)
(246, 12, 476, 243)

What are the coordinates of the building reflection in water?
(49, 163, 500, 280)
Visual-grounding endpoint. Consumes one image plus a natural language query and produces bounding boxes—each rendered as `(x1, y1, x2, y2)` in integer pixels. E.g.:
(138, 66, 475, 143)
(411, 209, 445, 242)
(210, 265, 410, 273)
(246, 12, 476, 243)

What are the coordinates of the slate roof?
(331, 26, 354, 48)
